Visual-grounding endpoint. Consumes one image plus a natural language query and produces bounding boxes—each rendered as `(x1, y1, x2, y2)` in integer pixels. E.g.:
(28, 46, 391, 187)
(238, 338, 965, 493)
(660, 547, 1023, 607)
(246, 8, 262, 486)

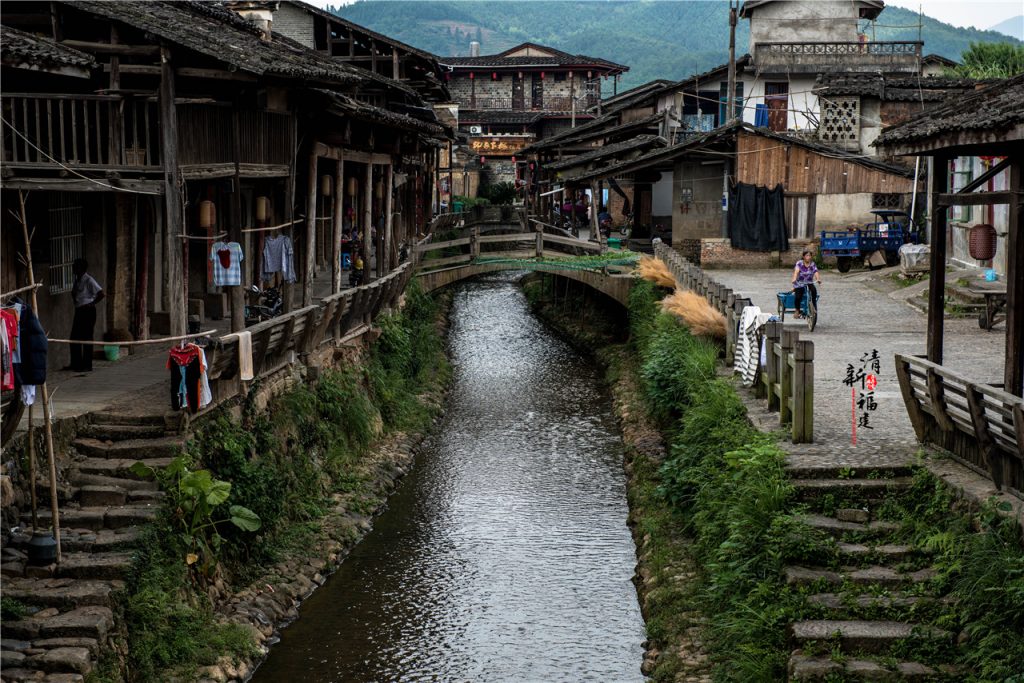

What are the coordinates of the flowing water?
(251, 274, 645, 682)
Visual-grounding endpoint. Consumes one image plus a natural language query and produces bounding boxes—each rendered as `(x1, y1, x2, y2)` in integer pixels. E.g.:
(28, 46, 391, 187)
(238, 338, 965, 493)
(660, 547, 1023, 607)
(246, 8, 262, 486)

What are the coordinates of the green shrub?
(639, 314, 718, 426)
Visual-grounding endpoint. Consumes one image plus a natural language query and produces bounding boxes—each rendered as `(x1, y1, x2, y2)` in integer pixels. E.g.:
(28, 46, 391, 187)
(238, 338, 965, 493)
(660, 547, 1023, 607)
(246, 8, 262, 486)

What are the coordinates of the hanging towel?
(20, 384, 36, 406)
(237, 330, 254, 381)
(197, 347, 212, 408)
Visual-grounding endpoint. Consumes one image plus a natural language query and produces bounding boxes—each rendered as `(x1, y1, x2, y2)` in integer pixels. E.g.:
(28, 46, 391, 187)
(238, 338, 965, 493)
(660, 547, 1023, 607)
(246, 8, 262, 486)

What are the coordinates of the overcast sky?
(309, 0, 1024, 33)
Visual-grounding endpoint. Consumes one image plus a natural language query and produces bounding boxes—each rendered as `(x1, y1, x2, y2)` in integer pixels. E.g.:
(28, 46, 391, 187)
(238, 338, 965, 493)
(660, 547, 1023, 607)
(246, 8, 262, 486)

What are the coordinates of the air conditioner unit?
(469, 125, 483, 134)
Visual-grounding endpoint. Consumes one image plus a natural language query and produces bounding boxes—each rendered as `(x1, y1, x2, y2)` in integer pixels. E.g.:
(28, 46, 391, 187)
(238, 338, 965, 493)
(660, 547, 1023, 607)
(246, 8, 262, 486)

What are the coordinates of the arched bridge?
(414, 220, 636, 305)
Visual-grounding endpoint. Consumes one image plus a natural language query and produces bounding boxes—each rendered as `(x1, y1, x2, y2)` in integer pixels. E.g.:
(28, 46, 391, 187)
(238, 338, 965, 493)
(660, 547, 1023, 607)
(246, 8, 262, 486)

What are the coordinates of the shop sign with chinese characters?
(844, 350, 880, 444)
(469, 137, 530, 156)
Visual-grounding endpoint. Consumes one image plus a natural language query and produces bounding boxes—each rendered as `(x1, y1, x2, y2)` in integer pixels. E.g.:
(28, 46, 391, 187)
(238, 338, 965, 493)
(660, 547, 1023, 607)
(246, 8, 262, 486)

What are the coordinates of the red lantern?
(540, 71, 545, 80)
(492, 71, 497, 80)
(969, 223, 998, 261)
(469, 72, 475, 80)
(511, 156, 516, 163)
(480, 156, 486, 165)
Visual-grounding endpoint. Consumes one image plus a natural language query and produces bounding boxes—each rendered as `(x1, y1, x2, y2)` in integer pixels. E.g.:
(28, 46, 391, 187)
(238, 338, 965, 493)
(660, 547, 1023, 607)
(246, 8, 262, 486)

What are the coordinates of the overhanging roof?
(1, 25, 95, 78)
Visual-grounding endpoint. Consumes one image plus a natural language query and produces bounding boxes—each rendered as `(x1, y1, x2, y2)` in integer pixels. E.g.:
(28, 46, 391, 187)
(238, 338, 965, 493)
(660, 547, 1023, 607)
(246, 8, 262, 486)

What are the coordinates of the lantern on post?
(198, 200, 216, 229)
(969, 223, 998, 261)
(255, 196, 270, 223)
(320, 175, 333, 197)
(347, 176, 358, 197)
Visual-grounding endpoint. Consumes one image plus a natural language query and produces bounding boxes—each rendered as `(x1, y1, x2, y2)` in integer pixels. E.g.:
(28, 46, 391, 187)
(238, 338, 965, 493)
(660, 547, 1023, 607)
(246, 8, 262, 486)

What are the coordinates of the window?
(948, 158, 973, 222)
(554, 72, 567, 82)
(818, 96, 860, 149)
(47, 193, 84, 294)
(718, 81, 744, 124)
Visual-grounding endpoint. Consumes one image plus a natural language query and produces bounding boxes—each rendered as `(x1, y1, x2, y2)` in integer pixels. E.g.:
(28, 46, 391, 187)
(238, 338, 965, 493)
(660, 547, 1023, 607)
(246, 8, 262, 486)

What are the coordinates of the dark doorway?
(766, 83, 789, 132)
(512, 74, 525, 110)
(531, 73, 544, 110)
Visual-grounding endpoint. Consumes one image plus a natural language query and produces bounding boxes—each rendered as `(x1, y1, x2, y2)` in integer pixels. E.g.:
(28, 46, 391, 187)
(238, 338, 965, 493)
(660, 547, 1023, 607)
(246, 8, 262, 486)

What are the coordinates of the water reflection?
(251, 274, 645, 682)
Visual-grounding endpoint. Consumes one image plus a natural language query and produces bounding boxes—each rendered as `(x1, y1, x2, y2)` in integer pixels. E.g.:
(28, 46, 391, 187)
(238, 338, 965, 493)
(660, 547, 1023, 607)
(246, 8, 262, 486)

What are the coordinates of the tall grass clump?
(660, 290, 726, 340)
(637, 255, 677, 289)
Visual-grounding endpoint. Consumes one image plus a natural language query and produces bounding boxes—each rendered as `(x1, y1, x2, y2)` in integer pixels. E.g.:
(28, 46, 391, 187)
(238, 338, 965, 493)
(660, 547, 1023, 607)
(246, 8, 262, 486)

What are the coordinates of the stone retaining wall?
(699, 237, 818, 269)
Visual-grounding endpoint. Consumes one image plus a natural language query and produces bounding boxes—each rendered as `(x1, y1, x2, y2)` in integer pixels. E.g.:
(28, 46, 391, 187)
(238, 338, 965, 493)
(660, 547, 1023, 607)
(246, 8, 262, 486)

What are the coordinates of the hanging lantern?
(587, 70, 592, 78)
(198, 200, 215, 229)
(374, 178, 384, 200)
(492, 71, 497, 80)
(255, 196, 270, 222)
(347, 176, 358, 197)
(469, 72, 475, 80)
(969, 223, 998, 261)
(540, 71, 545, 80)
(321, 175, 333, 197)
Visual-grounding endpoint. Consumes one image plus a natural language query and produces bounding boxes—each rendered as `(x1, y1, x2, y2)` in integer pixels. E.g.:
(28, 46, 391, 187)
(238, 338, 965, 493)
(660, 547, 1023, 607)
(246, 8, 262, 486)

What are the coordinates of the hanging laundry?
(20, 384, 36, 406)
(167, 343, 212, 413)
(197, 347, 212, 409)
(0, 311, 13, 391)
(210, 241, 244, 287)
(11, 298, 46, 387)
(261, 234, 296, 283)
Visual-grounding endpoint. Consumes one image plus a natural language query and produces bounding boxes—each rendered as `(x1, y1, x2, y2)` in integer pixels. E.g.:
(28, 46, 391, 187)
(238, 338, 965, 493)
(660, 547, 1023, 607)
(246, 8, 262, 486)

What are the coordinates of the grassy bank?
(90, 283, 450, 683)
(529, 275, 1024, 682)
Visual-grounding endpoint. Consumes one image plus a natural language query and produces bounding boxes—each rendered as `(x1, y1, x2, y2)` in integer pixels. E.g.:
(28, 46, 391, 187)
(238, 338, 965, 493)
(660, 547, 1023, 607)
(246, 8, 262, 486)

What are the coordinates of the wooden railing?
(655, 242, 815, 443)
(203, 263, 414, 395)
(895, 354, 1023, 496)
(415, 224, 603, 272)
(2, 93, 161, 168)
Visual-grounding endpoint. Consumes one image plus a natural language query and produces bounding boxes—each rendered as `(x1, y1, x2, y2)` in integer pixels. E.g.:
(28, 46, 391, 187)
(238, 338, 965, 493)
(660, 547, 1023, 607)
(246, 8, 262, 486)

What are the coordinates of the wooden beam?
(0, 177, 163, 193)
(384, 162, 394, 272)
(1005, 157, 1023, 397)
(363, 161, 373, 282)
(303, 148, 318, 306)
(927, 154, 949, 365)
(936, 191, 1017, 207)
(959, 157, 1013, 194)
(61, 40, 160, 56)
(160, 46, 185, 336)
(332, 159, 344, 294)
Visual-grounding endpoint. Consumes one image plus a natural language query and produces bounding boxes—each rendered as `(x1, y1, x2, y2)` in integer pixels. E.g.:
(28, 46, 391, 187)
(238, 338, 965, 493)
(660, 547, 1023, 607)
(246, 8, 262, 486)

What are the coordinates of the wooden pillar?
(384, 162, 395, 271)
(229, 107, 245, 332)
(303, 149, 317, 306)
(332, 159, 344, 294)
(590, 179, 601, 244)
(363, 162, 373, 282)
(1005, 157, 1023, 396)
(927, 153, 949, 365)
(111, 195, 133, 332)
(159, 46, 185, 336)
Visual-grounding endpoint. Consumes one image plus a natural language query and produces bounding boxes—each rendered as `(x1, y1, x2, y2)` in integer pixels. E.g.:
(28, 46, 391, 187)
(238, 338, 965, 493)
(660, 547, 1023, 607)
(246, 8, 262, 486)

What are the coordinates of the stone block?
(33, 646, 93, 674)
(37, 606, 113, 640)
(836, 508, 870, 523)
(78, 486, 127, 508)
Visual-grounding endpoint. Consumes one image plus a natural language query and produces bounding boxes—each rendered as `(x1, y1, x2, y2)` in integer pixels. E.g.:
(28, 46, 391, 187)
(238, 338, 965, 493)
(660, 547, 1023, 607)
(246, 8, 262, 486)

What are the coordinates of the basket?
(607, 238, 622, 250)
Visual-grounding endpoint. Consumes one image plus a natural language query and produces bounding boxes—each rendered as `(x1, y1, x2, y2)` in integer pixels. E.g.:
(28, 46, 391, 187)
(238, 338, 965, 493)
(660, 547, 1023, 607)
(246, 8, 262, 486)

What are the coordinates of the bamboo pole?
(27, 404, 38, 530)
(18, 190, 61, 563)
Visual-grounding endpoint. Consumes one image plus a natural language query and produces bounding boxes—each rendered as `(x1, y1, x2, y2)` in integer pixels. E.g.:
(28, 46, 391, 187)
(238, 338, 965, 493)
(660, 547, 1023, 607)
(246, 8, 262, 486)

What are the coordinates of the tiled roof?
(459, 110, 546, 125)
(546, 134, 667, 172)
(284, 1, 439, 63)
(1, 25, 95, 72)
(316, 89, 448, 137)
(525, 110, 663, 152)
(441, 42, 626, 71)
(815, 73, 983, 102)
(874, 74, 1024, 149)
(67, 0, 398, 90)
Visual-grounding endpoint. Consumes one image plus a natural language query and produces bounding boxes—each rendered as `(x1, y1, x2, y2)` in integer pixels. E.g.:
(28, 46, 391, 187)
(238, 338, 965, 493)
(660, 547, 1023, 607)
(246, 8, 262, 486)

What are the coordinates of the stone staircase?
(1, 411, 180, 682)
(784, 464, 958, 681)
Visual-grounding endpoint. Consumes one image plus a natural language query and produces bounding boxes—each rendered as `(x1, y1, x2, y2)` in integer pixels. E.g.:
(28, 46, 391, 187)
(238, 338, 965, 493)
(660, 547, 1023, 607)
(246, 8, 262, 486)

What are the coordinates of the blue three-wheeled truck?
(819, 209, 920, 273)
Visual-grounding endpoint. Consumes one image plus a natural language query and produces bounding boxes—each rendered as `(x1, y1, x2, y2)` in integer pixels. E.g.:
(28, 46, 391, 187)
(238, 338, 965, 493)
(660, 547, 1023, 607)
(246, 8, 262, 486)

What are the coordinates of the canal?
(251, 274, 645, 682)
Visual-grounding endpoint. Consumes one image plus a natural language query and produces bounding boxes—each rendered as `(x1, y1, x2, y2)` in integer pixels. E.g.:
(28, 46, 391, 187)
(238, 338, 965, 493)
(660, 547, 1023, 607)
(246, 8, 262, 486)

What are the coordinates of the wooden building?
(875, 75, 1024, 495)
(1, 0, 447, 364)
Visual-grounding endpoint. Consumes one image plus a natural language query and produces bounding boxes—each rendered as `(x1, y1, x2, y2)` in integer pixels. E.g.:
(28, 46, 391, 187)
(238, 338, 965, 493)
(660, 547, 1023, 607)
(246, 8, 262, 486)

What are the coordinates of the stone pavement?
(711, 266, 1005, 460)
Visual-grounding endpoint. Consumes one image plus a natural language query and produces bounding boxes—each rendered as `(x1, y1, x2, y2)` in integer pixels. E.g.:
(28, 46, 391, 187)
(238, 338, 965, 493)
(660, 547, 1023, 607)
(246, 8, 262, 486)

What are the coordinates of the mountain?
(989, 15, 1024, 41)
(330, 0, 1023, 90)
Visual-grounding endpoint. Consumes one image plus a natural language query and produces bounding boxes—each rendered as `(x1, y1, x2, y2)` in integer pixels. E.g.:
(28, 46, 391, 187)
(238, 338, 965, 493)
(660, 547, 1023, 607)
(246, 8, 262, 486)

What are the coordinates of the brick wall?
(699, 238, 819, 269)
(675, 238, 702, 264)
(273, 4, 315, 48)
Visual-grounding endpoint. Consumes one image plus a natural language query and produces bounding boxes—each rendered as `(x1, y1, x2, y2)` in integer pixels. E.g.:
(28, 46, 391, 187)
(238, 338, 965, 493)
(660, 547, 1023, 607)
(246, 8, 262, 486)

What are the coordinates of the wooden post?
(282, 115, 298, 313)
(159, 46, 185, 335)
(332, 159, 344, 294)
(895, 355, 931, 442)
(966, 383, 1004, 489)
(725, 291, 737, 365)
(363, 162, 373, 282)
(303, 149, 317, 306)
(764, 320, 781, 410)
(111, 195, 134, 332)
(779, 329, 797, 425)
(536, 225, 544, 258)
(230, 107, 245, 332)
(1004, 157, 1023, 396)
(470, 226, 480, 260)
(384, 162, 395, 271)
(590, 179, 601, 244)
(793, 339, 814, 443)
(927, 153, 949, 365)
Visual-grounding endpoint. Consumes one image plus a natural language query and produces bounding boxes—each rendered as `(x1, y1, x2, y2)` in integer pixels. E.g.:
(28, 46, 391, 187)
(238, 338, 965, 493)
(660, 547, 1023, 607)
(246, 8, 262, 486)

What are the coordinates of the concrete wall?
(700, 237, 818, 269)
(449, 72, 590, 110)
(747, 1, 862, 53)
(672, 159, 725, 244)
(273, 3, 315, 49)
(815, 193, 874, 228)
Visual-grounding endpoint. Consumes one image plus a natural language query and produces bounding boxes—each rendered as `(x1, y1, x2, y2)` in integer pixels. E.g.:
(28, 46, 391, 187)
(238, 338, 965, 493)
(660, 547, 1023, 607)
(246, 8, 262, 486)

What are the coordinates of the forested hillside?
(331, 0, 1022, 89)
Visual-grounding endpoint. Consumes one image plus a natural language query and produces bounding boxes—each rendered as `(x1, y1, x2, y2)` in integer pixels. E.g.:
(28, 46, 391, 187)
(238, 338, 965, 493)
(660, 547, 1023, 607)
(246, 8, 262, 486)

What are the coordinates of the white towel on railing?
(237, 330, 254, 381)
(735, 305, 773, 387)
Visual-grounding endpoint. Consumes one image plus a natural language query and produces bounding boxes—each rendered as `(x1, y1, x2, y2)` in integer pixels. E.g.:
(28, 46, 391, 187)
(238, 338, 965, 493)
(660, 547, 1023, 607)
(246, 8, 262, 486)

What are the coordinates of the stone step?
(1, 578, 123, 609)
(807, 592, 946, 612)
(72, 436, 183, 460)
(69, 472, 159, 492)
(786, 464, 917, 481)
(79, 422, 168, 442)
(10, 527, 143, 554)
(56, 552, 135, 581)
(837, 542, 916, 563)
(786, 565, 937, 589)
(126, 488, 165, 504)
(789, 620, 951, 655)
(71, 457, 173, 480)
(3, 605, 114, 642)
(792, 477, 915, 502)
(27, 505, 158, 532)
(78, 485, 126, 508)
(799, 514, 901, 539)
(90, 411, 166, 427)
(788, 653, 938, 681)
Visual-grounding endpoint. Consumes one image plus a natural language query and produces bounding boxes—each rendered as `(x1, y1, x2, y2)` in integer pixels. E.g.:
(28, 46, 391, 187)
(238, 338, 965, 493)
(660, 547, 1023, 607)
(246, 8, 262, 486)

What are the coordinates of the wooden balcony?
(754, 41, 923, 74)
(1, 93, 161, 170)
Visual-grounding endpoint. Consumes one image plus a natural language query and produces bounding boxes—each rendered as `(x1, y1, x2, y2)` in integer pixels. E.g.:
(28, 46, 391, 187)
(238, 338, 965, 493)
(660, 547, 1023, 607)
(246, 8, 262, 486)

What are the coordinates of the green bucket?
(607, 237, 622, 250)
(103, 345, 120, 362)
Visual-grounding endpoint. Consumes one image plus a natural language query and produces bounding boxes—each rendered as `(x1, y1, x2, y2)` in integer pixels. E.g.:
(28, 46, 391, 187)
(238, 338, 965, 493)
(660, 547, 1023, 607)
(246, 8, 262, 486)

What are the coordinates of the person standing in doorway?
(67, 258, 104, 372)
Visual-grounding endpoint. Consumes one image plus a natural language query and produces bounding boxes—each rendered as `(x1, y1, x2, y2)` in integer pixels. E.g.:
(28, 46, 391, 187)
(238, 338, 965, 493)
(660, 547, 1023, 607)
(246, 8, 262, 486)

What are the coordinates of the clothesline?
(46, 329, 217, 346)
(0, 282, 43, 299)
(179, 232, 228, 241)
(240, 218, 304, 233)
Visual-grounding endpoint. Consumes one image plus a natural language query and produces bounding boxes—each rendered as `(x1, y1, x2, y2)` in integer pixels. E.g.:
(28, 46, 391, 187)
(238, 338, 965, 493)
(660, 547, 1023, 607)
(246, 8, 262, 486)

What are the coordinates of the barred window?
(872, 193, 903, 210)
(818, 96, 860, 148)
(948, 158, 973, 223)
(48, 193, 84, 294)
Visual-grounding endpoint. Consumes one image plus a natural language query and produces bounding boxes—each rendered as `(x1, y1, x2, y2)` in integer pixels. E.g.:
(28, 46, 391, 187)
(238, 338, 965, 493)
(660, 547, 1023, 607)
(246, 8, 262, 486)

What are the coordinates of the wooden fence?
(895, 354, 1023, 496)
(655, 242, 815, 443)
(416, 224, 603, 271)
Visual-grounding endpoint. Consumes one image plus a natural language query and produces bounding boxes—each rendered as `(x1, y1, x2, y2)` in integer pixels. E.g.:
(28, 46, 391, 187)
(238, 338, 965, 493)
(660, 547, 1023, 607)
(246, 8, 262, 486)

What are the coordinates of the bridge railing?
(895, 354, 1023, 496)
(415, 225, 603, 272)
(655, 242, 814, 443)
